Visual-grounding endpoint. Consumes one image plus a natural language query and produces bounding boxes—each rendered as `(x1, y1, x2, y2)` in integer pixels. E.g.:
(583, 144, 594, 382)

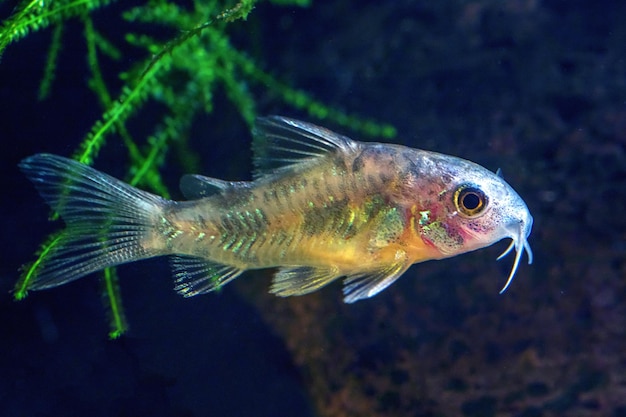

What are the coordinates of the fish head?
(413, 153, 533, 292)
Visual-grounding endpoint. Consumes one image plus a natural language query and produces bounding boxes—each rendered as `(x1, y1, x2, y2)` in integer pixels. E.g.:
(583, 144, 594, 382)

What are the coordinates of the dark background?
(1, 1, 625, 416)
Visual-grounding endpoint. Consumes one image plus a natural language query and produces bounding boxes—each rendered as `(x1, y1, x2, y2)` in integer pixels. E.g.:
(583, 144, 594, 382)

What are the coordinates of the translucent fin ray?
(270, 265, 341, 297)
(251, 116, 358, 178)
(179, 174, 251, 200)
(179, 174, 225, 199)
(171, 256, 243, 297)
(343, 261, 410, 303)
(19, 154, 165, 290)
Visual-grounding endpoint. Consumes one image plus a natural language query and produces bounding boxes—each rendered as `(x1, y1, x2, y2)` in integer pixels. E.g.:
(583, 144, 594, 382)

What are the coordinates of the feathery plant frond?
(102, 267, 127, 339)
(15, 231, 64, 300)
(0, 0, 116, 58)
(38, 22, 63, 100)
(10, 0, 397, 337)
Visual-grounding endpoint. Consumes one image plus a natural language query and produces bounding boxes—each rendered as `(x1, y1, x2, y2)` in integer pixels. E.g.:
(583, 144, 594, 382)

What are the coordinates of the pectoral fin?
(270, 265, 341, 297)
(343, 259, 411, 303)
(270, 257, 411, 302)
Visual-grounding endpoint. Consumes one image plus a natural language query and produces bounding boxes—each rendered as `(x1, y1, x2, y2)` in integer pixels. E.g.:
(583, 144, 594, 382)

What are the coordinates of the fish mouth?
(496, 216, 534, 294)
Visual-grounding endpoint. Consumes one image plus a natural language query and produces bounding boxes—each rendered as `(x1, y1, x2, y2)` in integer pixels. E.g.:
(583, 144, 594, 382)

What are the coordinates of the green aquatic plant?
(4, 0, 396, 337)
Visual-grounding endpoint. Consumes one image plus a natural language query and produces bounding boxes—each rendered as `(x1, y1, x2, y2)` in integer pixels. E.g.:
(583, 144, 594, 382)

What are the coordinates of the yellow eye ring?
(454, 185, 487, 217)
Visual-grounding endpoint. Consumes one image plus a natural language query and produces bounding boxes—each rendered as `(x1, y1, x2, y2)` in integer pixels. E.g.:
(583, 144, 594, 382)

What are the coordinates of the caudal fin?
(19, 154, 167, 291)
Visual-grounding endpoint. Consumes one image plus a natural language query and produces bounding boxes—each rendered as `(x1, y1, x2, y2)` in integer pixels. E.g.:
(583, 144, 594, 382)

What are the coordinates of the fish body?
(19, 117, 533, 302)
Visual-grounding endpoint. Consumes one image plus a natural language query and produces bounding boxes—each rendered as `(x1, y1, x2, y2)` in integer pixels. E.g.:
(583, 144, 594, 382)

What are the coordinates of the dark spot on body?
(400, 150, 417, 167)
(352, 154, 365, 172)
(268, 189, 280, 205)
(352, 146, 388, 172)
(332, 154, 349, 171)
(378, 171, 392, 184)
(197, 214, 208, 229)
(225, 187, 254, 207)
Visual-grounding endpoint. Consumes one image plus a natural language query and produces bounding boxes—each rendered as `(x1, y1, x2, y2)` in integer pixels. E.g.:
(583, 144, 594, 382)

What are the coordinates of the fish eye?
(454, 185, 488, 217)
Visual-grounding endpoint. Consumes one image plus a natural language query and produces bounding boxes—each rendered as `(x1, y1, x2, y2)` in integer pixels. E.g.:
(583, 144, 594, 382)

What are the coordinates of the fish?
(19, 116, 533, 302)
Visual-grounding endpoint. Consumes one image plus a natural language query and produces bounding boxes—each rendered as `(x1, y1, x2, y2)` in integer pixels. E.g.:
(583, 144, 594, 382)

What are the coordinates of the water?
(2, 1, 625, 416)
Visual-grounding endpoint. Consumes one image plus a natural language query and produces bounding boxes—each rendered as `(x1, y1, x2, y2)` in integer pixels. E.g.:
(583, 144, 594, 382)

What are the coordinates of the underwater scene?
(1, 1, 625, 416)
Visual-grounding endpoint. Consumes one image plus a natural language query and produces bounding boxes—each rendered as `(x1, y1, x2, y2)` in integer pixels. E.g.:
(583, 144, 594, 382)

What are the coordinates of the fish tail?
(19, 154, 168, 291)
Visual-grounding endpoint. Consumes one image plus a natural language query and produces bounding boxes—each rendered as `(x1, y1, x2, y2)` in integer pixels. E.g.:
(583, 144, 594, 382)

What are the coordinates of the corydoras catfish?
(19, 116, 533, 302)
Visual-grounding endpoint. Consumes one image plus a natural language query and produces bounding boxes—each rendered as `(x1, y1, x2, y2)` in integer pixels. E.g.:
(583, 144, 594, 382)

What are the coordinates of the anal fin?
(270, 265, 341, 297)
(171, 256, 243, 297)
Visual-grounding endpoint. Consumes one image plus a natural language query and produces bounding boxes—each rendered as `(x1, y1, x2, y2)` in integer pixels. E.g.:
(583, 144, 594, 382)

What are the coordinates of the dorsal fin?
(179, 175, 248, 200)
(251, 116, 358, 179)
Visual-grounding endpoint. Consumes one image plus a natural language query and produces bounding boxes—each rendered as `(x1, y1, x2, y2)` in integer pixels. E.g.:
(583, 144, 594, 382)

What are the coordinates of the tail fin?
(19, 154, 167, 291)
